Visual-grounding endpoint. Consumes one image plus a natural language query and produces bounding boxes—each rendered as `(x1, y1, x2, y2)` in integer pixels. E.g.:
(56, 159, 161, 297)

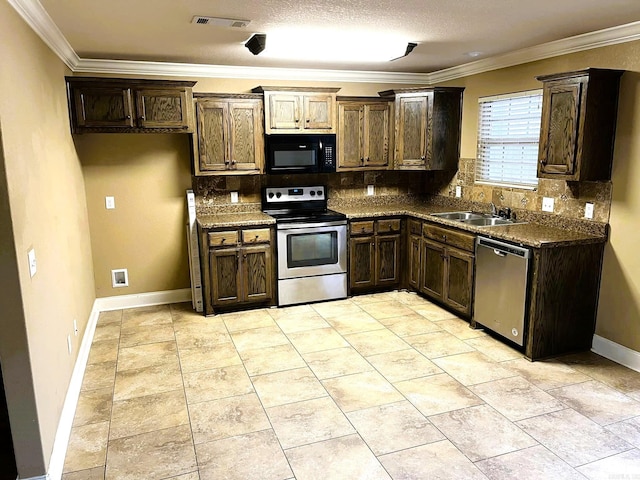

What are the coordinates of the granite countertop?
(196, 201, 606, 248)
(331, 203, 606, 248)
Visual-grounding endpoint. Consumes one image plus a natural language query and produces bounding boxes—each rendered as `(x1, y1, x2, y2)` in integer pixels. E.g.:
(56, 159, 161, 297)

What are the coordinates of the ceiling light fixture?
(245, 34, 267, 55)
(466, 51, 483, 58)
(390, 42, 418, 62)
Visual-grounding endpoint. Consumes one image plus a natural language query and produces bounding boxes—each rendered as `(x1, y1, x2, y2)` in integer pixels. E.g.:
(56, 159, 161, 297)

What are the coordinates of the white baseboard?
(20, 476, 48, 480)
(45, 288, 192, 480)
(94, 288, 192, 311)
(592, 334, 640, 373)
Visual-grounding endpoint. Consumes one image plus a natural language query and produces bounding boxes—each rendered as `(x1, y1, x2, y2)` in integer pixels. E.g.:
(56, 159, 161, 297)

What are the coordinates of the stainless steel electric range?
(262, 185, 347, 306)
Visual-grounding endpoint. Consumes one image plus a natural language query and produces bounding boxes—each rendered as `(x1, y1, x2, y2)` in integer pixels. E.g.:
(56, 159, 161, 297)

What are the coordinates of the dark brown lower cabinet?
(349, 218, 401, 292)
(201, 227, 273, 315)
(407, 219, 422, 290)
(419, 223, 475, 317)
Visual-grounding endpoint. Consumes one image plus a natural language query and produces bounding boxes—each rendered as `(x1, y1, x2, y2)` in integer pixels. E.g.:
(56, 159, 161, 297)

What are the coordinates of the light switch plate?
(230, 191, 239, 203)
(367, 185, 375, 196)
(585, 202, 594, 219)
(105, 196, 115, 209)
(27, 248, 37, 278)
(542, 197, 555, 212)
(455, 186, 462, 198)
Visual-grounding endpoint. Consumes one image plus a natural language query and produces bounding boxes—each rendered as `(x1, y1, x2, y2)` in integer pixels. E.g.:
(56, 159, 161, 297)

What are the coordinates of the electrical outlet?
(111, 268, 129, 288)
(230, 191, 239, 203)
(585, 202, 594, 219)
(105, 196, 115, 209)
(455, 186, 462, 198)
(27, 248, 37, 278)
(541, 197, 555, 213)
(67, 335, 72, 354)
(74, 319, 78, 336)
(367, 185, 375, 196)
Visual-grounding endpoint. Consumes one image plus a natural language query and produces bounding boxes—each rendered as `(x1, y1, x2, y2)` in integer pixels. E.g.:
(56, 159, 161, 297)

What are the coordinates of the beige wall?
(77, 134, 192, 296)
(437, 41, 640, 351)
(0, 1, 95, 477)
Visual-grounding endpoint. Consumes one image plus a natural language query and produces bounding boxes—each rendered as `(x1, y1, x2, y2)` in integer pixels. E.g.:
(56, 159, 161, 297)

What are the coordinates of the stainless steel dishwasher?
(474, 236, 531, 346)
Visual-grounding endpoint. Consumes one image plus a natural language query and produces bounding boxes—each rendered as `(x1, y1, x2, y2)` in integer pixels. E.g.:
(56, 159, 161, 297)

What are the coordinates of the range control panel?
(264, 185, 326, 204)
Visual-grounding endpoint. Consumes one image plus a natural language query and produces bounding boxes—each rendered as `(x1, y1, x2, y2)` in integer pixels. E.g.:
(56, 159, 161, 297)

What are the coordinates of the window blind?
(476, 90, 542, 188)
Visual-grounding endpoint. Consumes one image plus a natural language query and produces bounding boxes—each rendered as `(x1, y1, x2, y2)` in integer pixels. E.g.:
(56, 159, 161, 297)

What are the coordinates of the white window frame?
(475, 89, 543, 189)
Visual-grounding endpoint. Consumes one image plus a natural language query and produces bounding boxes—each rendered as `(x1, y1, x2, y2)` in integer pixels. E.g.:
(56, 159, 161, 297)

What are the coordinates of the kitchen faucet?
(490, 202, 497, 216)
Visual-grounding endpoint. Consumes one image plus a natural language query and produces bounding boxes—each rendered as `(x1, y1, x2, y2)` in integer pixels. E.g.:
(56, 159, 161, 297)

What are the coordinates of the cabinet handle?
(140, 115, 145, 120)
(366, 157, 370, 162)
(421, 155, 425, 160)
(306, 119, 310, 123)
(295, 119, 299, 123)
(125, 115, 131, 120)
(221, 238, 226, 243)
(360, 158, 364, 163)
(442, 235, 447, 241)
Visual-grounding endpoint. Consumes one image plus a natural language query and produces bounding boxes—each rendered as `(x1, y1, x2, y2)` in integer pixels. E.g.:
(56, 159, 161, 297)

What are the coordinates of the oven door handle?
(277, 220, 347, 230)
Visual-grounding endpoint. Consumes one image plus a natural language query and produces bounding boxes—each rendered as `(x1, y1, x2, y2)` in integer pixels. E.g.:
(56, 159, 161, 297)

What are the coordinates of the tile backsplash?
(193, 158, 612, 224)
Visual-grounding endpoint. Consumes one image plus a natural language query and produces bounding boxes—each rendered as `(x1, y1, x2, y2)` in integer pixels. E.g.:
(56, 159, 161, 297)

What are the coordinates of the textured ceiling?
(38, 0, 640, 73)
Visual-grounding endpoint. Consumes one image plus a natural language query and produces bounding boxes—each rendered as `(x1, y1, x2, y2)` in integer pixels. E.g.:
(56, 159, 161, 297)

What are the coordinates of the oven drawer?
(208, 230, 239, 247)
(351, 221, 374, 236)
(242, 228, 270, 244)
(377, 218, 401, 234)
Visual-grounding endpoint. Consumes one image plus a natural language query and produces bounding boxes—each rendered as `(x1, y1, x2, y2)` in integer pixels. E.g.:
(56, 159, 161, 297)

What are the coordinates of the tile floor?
(62, 291, 640, 479)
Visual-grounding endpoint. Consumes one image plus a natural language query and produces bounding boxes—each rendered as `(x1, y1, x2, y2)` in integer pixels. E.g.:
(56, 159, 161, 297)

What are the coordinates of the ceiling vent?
(191, 16, 251, 28)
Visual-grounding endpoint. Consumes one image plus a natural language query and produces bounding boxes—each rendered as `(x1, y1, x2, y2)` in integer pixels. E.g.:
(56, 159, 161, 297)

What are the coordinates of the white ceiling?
(18, 0, 640, 78)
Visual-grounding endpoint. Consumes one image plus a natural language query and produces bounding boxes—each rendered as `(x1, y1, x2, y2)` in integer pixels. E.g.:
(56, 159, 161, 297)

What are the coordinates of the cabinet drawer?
(242, 228, 271, 244)
(408, 218, 422, 236)
(208, 230, 239, 247)
(351, 221, 374, 235)
(377, 218, 401, 234)
(423, 224, 475, 252)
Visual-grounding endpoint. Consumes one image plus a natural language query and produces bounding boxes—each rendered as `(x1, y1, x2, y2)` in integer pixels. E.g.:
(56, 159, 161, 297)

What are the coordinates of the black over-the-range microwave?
(265, 134, 337, 174)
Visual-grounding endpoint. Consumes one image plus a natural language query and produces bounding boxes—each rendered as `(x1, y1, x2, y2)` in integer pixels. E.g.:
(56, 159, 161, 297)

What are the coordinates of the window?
(476, 90, 542, 188)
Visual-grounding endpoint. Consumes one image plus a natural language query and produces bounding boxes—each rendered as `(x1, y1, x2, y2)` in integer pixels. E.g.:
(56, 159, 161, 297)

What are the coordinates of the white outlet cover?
(105, 196, 115, 209)
(230, 191, 239, 203)
(585, 202, 594, 219)
(67, 335, 72, 354)
(542, 197, 555, 212)
(455, 186, 462, 198)
(27, 248, 37, 278)
(367, 185, 375, 196)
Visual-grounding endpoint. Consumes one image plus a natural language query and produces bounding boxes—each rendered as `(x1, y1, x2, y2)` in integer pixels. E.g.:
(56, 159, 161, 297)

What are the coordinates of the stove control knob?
(317, 190, 323, 196)
(275, 192, 282, 198)
(268, 192, 274, 199)
(310, 191, 316, 196)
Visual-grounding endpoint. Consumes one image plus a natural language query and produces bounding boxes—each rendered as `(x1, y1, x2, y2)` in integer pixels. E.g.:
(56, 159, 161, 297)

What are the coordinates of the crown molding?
(429, 21, 640, 84)
(9, 0, 640, 85)
(7, 0, 79, 70)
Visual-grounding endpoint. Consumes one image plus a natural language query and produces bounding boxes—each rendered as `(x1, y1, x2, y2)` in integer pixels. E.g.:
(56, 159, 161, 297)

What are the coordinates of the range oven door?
(276, 221, 347, 279)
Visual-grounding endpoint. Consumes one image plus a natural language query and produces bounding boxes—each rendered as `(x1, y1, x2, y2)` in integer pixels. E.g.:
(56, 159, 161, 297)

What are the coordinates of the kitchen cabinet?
(379, 87, 464, 170)
(420, 223, 475, 317)
(252, 86, 340, 134)
(537, 68, 623, 181)
(65, 77, 195, 133)
(193, 94, 265, 175)
(407, 218, 422, 290)
(337, 97, 391, 170)
(201, 226, 274, 314)
(349, 218, 401, 292)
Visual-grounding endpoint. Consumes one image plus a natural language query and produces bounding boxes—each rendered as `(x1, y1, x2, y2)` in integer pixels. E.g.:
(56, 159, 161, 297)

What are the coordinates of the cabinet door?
(304, 94, 334, 130)
(421, 239, 445, 302)
(73, 87, 134, 128)
(268, 94, 302, 130)
(228, 101, 264, 172)
(365, 104, 390, 167)
(407, 233, 421, 290)
(376, 234, 400, 287)
(242, 245, 272, 303)
(338, 103, 364, 169)
(396, 96, 428, 168)
(135, 88, 191, 130)
(445, 247, 474, 316)
(210, 248, 241, 306)
(350, 236, 375, 290)
(538, 81, 582, 176)
(196, 100, 229, 172)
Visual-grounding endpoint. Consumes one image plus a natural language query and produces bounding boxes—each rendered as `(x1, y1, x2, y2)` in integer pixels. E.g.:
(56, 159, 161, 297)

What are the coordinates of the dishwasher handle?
(477, 236, 531, 259)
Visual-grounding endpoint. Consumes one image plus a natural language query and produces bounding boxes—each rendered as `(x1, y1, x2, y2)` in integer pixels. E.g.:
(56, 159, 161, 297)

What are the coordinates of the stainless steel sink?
(460, 217, 514, 226)
(430, 211, 487, 220)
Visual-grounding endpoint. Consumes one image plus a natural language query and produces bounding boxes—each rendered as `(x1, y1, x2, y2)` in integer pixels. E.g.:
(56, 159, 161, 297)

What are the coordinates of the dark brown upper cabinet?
(537, 68, 623, 181)
(379, 87, 464, 171)
(66, 77, 196, 133)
